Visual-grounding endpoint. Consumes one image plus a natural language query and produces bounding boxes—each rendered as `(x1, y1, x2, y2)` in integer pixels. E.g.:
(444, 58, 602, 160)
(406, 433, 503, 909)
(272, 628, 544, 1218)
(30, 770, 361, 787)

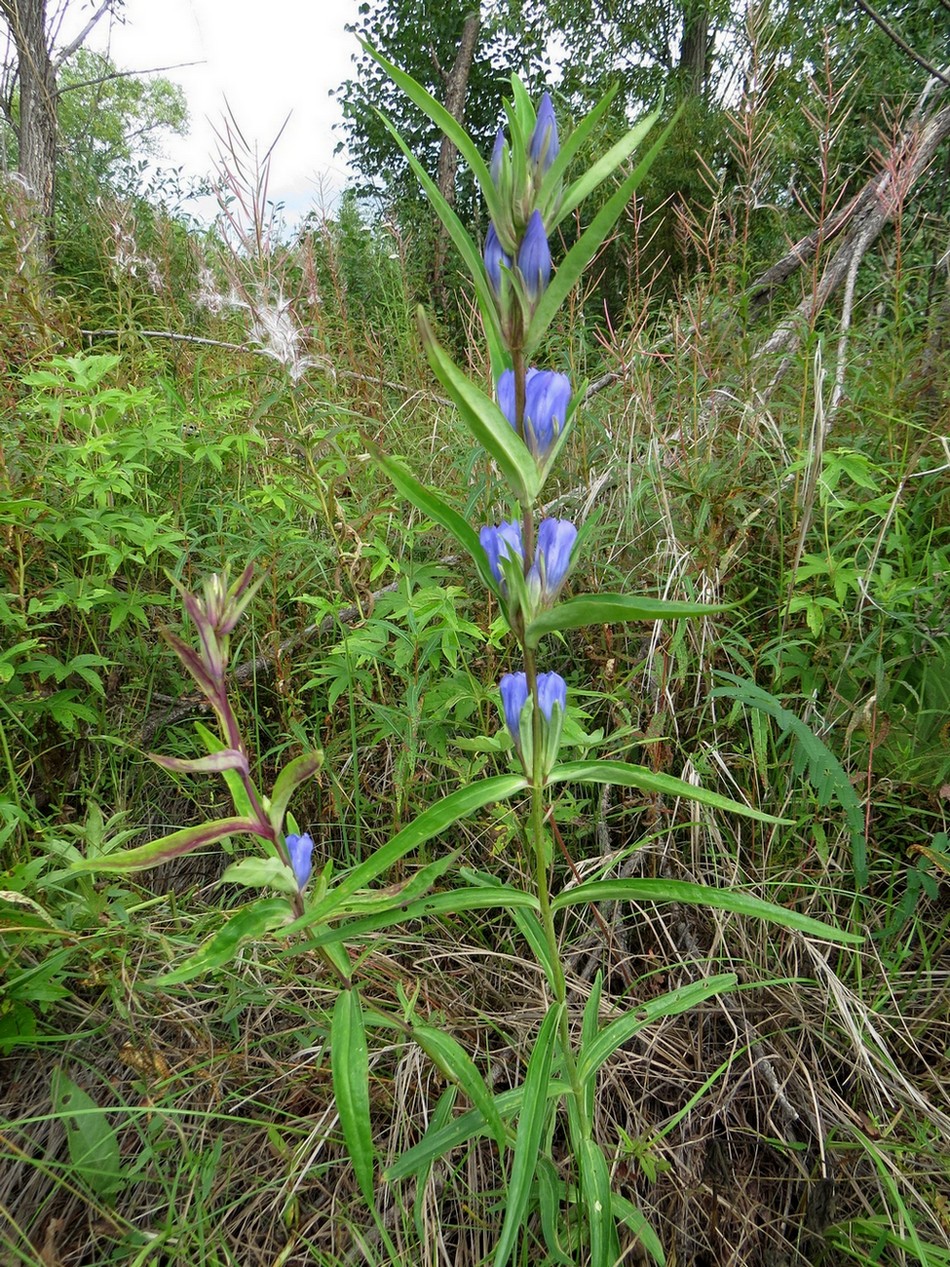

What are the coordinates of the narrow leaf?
(153, 897, 292, 984)
(195, 721, 260, 827)
(525, 592, 730, 647)
(580, 1138, 617, 1267)
(554, 108, 661, 226)
(70, 816, 262, 873)
(420, 313, 541, 505)
(553, 878, 863, 944)
(548, 759, 787, 824)
(149, 748, 248, 775)
(537, 1156, 573, 1266)
(332, 989, 375, 1207)
(611, 1192, 666, 1266)
(372, 449, 500, 596)
(413, 1025, 506, 1154)
(268, 749, 324, 835)
(494, 1003, 563, 1267)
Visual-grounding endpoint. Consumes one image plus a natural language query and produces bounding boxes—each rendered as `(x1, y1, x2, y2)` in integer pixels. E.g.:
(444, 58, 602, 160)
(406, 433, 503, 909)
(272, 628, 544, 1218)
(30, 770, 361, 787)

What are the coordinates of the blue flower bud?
(480, 520, 523, 589)
(497, 367, 572, 460)
(517, 210, 551, 302)
(531, 518, 577, 602)
(500, 672, 530, 745)
(286, 831, 314, 891)
(490, 128, 506, 187)
(484, 222, 511, 298)
(529, 93, 559, 173)
(537, 672, 567, 722)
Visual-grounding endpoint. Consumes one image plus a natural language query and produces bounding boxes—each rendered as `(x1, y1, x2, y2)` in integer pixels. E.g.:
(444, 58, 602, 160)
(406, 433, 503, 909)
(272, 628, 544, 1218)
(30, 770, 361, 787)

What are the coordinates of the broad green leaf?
(413, 1025, 506, 1154)
(420, 313, 541, 505)
(372, 449, 499, 596)
(577, 976, 737, 1082)
(555, 108, 661, 226)
(296, 886, 540, 950)
(70, 815, 262, 873)
(153, 897, 292, 984)
(611, 1192, 666, 1266)
(580, 1138, 618, 1267)
(385, 1079, 568, 1182)
(220, 856, 297, 895)
(332, 989, 375, 1207)
(526, 113, 677, 357)
(268, 749, 324, 835)
(494, 1002, 563, 1267)
(548, 759, 787, 824)
(375, 115, 506, 373)
(50, 1069, 124, 1200)
(525, 593, 730, 648)
(552, 878, 863, 945)
(284, 775, 527, 931)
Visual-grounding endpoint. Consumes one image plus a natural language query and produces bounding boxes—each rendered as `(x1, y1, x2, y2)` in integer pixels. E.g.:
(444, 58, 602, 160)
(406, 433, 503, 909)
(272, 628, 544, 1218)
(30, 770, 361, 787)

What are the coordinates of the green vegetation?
(1, 2, 949, 1264)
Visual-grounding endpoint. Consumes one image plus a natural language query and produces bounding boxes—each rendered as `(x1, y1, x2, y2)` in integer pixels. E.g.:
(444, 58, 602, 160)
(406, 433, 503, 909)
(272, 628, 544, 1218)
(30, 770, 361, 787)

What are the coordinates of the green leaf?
(413, 1086, 457, 1242)
(372, 449, 499, 596)
(461, 868, 556, 988)
(525, 592, 730, 648)
(296, 885, 540, 949)
(578, 976, 737, 1082)
(50, 1069, 124, 1200)
(268, 749, 324, 836)
(548, 759, 788, 824)
(332, 989, 375, 1207)
(220, 856, 297, 895)
(538, 83, 621, 215)
(419, 312, 541, 505)
(70, 815, 262, 873)
(194, 720, 260, 826)
(580, 971, 603, 1122)
(555, 107, 661, 227)
(525, 112, 677, 357)
(580, 1138, 618, 1267)
(285, 775, 527, 931)
(413, 1025, 506, 1154)
(537, 1156, 573, 1266)
(494, 1002, 563, 1267)
(552, 878, 863, 944)
(611, 1193, 666, 1265)
(153, 897, 292, 984)
(375, 114, 506, 374)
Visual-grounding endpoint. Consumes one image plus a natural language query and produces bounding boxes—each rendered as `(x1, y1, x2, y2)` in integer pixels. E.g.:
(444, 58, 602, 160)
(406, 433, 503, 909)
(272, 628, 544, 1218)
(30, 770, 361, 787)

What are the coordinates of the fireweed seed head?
(517, 210, 551, 303)
(500, 672, 530, 748)
(529, 92, 559, 174)
(286, 831, 315, 891)
(532, 518, 578, 602)
(484, 222, 512, 299)
(480, 520, 524, 589)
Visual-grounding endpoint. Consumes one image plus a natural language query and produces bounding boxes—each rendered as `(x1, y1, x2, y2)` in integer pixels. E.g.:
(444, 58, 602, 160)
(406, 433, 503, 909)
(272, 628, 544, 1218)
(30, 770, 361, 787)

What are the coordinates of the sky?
(84, 0, 362, 223)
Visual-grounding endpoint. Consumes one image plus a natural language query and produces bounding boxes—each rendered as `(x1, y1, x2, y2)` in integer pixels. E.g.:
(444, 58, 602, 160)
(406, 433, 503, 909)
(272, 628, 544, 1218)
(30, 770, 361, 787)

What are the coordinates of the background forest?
(1, 0, 949, 1264)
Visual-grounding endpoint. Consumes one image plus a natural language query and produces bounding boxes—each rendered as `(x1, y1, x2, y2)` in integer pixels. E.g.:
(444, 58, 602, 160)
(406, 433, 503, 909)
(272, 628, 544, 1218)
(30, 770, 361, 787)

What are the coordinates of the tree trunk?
(432, 11, 480, 303)
(677, 0, 710, 98)
(1, 0, 56, 265)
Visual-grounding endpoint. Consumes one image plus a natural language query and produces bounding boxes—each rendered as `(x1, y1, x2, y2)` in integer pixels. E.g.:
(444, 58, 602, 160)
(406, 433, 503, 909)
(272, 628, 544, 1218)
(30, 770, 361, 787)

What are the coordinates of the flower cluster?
(481, 92, 575, 781)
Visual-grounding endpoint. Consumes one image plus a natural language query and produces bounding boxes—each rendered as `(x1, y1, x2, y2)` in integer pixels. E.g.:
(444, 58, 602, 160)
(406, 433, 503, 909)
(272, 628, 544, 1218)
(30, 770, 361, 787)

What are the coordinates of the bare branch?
(53, 0, 117, 70)
(853, 0, 950, 86)
(57, 59, 204, 94)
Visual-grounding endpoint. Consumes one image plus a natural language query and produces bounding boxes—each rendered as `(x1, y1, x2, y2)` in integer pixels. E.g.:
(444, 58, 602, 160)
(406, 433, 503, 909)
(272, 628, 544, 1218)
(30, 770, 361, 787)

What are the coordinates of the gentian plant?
(72, 63, 861, 1267)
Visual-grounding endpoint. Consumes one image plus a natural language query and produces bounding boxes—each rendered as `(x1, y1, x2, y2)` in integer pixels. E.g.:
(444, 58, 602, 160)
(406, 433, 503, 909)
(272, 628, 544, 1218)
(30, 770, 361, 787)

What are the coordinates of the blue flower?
(529, 93, 559, 173)
(500, 672, 530, 744)
(286, 831, 314, 890)
(484, 222, 511, 298)
(531, 518, 577, 601)
(480, 520, 523, 589)
(537, 672, 567, 722)
(490, 128, 506, 187)
(517, 210, 551, 302)
(498, 368, 572, 460)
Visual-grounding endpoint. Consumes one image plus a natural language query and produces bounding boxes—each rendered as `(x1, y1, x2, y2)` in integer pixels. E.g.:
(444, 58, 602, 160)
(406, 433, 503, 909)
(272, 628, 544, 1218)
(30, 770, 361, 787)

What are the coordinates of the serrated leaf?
(552, 878, 862, 944)
(153, 897, 292, 984)
(332, 989, 375, 1207)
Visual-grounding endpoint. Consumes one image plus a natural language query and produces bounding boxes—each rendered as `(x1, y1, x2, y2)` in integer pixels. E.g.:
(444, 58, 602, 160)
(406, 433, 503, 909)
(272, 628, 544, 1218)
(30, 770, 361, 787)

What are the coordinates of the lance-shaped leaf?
(537, 82, 621, 217)
(413, 1025, 507, 1154)
(547, 759, 787, 824)
(220, 856, 298, 895)
(552, 877, 863, 944)
(194, 722, 267, 847)
(149, 748, 248, 776)
(162, 630, 217, 699)
(525, 593, 731, 648)
(153, 897, 293, 985)
(69, 816, 262, 873)
(420, 312, 541, 505)
(554, 107, 661, 227)
(267, 749, 324, 835)
(580, 1138, 618, 1267)
(374, 112, 506, 375)
(332, 989, 375, 1207)
(526, 112, 677, 357)
(371, 448, 500, 598)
